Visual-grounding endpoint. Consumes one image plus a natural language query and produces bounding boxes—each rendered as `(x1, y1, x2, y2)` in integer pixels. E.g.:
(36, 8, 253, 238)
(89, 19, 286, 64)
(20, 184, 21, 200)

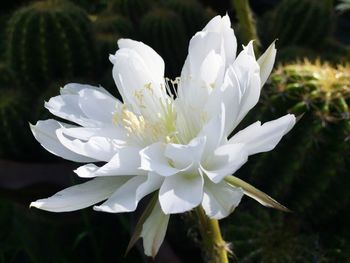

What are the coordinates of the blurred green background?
(0, 0, 349, 262)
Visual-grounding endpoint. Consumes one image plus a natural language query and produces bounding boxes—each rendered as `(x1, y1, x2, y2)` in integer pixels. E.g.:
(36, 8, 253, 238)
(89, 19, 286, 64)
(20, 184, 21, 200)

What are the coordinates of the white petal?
(243, 40, 256, 59)
(45, 94, 95, 127)
(78, 88, 120, 124)
(202, 180, 244, 219)
(164, 136, 206, 169)
(140, 143, 179, 177)
(94, 173, 162, 213)
(60, 83, 113, 97)
(75, 146, 145, 177)
(141, 201, 170, 257)
(202, 14, 237, 65)
(46, 84, 115, 127)
(61, 126, 127, 142)
(198, 103, 226, 157)
(201, 143, 248, 183)
(204, 67, 241, 135)
(30, 177, 128, 212)
(117, 39, 165, 83)
(111, 47, 166, 118)
(229, 114, 296, 155)
(159, 171, 204, 214)
(56, 128, 120, 161)
(30, 120, 94, 163)
(200, 50, 225, 89)
(257, 41, 276, 87)
(231, 47, 261, 128)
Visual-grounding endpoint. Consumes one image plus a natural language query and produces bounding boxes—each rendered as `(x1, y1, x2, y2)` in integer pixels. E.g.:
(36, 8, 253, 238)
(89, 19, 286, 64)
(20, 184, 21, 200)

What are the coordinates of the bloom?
(30, 15, 295, 257)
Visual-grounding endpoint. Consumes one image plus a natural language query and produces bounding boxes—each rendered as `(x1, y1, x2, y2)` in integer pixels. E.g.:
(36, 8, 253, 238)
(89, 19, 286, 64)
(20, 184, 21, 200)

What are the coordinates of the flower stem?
(195, 206, 229, 263)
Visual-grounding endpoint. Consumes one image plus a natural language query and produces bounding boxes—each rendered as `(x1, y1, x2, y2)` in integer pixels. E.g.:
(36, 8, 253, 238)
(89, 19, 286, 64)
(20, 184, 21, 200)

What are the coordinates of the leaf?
(125, 192, 158, 256)
(224, 175, 291, 212)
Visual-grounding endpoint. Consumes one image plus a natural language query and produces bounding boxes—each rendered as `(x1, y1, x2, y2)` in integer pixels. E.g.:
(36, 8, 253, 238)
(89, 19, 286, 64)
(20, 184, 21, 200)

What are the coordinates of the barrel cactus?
(0, 89, 37, 159)
(225, 207, 350, 262)
(140, 8, 187, 77)
(260, 0, 333, 48)
(111, 0, 151, 24)
(6, 0, 96, 93)
(94, 13, 133, 68)
(163, 0, 210, 39)
(238, 61, 350, 228)
(0, 63, 17, 90)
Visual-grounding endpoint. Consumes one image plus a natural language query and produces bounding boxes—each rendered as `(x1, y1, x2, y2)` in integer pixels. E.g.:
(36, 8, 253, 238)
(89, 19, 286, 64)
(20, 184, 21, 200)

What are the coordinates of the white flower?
(30, 15, 295, 257)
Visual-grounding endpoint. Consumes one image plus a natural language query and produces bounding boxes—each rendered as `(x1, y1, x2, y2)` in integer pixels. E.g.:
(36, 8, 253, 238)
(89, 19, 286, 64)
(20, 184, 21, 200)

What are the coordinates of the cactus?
(163, 0, 210, 39)
(225, 207, 350, 262)
(6, 0, 96, 94)
(93, 13, 133, 68)
(260, 0, 333, 48)
(0, 89, 38, 160)
(237, 60, 350, 229)
(140, 8, 187, 78)
(0, 63, 17, 90)
(111, 0, 152, 24)
(232, 0, 260, 55)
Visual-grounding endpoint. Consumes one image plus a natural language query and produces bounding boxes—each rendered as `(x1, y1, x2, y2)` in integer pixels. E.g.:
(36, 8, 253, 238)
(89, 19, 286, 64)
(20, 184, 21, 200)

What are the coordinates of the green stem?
(232, 0, 260, 56)
(195, 206, 229, 263)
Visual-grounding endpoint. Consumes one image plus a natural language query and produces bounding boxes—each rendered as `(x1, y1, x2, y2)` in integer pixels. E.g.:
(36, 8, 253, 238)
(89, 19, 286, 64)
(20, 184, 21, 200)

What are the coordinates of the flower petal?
(229, 114, 296, 155)
(60, 83, 112, 97)
(45, 84, 115, 127)
(56, 128, 121, 162)
(77, 88, 121, 124)
(202, 180, 244, 219)
(202, 14, 237, 66)
(164, 136, 206, 169)
(30, 177, 128, 212)
(198, 103, 226, 157)
(117, 39, 165, 83)
(75, 146, 145, 177)
(94, 173, 162, 213)
(30, 120, 94, 162)
(204, 66, 241, 135)
(45, 94, 95, 127)
(201, 143, 248, 183)
(230, 46, 261, 129)
(140, 143, 179, 177)
(111, 45, 167, 118)
(159, 171, 204, 214)
(60, 126, 126, 142)
(257, 41, 276, 87)
(178, 14, 237, 107)
(141, 201, 170, 258)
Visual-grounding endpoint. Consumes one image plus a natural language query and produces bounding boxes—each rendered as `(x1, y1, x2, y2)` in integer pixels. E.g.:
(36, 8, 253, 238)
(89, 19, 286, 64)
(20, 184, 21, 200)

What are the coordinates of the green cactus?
(163, 0, 210, 39)
(93, 13, 133, 68)
(111, 0, 152, 24)
(0, 63, 17, 90)
(260, 0, 333, 48)
(238, 61, 350, 229)
(225, 207, 350, 262)
(0, 89, 37, 160)
(140, 8, 187, 77)
(6, 0, 97, 94)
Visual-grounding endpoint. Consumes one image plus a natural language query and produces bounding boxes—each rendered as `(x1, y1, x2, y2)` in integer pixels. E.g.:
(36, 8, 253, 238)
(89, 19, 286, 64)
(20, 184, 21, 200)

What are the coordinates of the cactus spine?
(240, 60, 350, 228)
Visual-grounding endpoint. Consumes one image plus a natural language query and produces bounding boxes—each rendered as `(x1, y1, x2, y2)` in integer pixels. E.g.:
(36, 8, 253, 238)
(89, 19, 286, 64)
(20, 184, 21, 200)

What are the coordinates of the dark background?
(0, 0, 350, 262)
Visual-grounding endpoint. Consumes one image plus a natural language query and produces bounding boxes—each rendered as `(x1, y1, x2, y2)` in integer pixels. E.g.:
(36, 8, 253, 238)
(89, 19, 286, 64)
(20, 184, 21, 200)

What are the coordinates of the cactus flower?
(30, 15, 295, 257)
